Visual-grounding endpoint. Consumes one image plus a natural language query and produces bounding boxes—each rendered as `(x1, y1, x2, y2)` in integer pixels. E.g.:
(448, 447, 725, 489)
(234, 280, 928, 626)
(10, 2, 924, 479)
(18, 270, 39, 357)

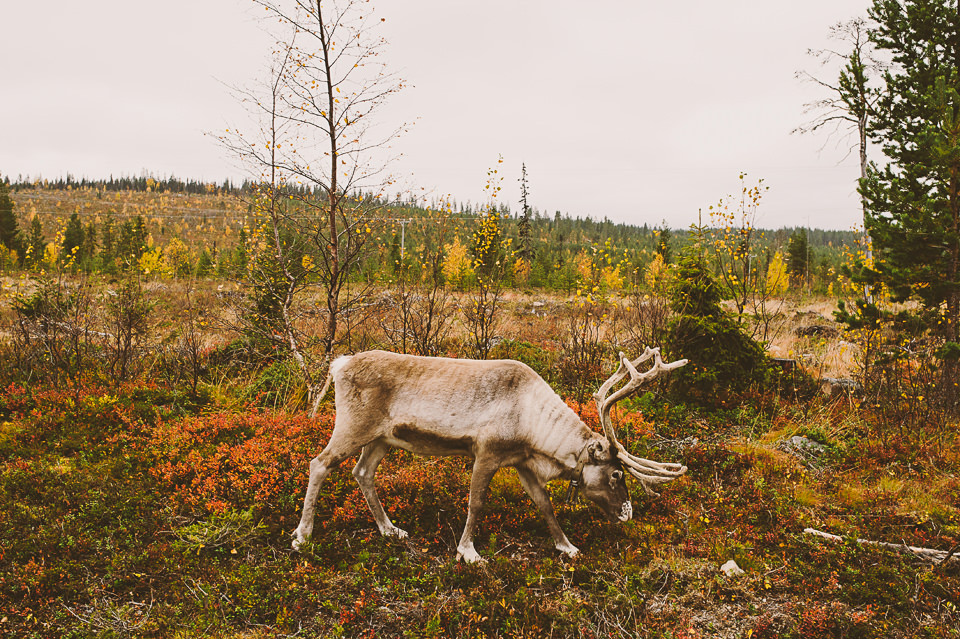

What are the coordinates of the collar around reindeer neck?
(564, 442, 590, 504)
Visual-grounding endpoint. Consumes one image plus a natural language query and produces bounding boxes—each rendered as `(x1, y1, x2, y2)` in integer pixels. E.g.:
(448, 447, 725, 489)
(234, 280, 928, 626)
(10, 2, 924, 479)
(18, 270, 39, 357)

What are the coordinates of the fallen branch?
(803, 527, 960, 565)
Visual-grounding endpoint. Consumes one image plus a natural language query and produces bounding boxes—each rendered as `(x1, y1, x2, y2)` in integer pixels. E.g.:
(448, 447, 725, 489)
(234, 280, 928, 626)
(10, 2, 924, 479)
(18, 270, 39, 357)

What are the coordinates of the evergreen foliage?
(116, 216, 147, 266)
(0, 180, 23, 262)
(195, 248, 215, 277)
(25, 215, 44, 270)
(787, 228, 809, 286)
(518, 163, 533, 263)
(61, 213, 85, 263)
(656, 226, 673, 263)
(665, 232, 771, 405)
(388, 233, 403, 275)
(862, 0, 960, 339)
(99, 215, 116, 270)
(0, 179, 862, 294)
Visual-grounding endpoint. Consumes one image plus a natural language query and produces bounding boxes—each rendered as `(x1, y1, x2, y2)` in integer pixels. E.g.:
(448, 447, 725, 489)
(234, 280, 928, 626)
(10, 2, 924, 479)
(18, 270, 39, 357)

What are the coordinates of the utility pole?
(398, 219, 410, 260)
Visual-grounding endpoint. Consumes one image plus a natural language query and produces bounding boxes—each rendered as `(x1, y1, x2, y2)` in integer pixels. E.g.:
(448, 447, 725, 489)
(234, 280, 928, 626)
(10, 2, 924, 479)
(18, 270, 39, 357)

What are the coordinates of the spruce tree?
(62, 213, 84, 263)
(787, 228, 809, 287)
(666, 229, 770, 404)
(0, 181, 23, 261)
(862, 0, 960, 339)
(656, 225, 673, 263)
(81, 222, 97, 268)
(518, 163, 533, 263)
(26, 215, 44, 270)
(132, 216, 147, 258)
(196, 248, 215, 277)
(388, 233, 402, 275)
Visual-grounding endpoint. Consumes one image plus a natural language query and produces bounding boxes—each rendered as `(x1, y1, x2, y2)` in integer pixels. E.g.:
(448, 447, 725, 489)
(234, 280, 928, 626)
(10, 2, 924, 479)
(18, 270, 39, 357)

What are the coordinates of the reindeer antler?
(593, 348, 689, 496)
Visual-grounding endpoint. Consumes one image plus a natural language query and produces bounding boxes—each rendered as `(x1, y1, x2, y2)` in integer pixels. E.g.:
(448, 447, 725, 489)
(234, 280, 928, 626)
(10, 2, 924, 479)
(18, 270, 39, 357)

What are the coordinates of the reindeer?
(292, 347, 688, 562)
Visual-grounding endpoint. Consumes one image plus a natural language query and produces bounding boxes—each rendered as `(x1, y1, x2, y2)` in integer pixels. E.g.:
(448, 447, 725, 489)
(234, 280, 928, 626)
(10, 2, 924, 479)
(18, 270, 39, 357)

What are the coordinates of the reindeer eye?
(612, 470, 624, 481)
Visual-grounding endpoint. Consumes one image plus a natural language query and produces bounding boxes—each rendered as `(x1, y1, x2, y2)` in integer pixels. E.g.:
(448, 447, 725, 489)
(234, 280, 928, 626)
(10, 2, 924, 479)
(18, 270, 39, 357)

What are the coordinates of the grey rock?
(720, 559, 745, 577)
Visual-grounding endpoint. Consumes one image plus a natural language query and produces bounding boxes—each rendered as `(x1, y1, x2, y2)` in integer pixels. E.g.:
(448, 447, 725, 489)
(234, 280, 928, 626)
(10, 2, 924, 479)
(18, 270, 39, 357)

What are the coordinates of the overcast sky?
(0, 0, 874, 230)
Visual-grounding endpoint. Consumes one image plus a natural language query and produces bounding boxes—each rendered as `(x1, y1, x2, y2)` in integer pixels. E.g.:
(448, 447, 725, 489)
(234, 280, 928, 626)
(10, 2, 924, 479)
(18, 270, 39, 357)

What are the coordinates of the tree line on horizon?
(0, 176, 855, 296)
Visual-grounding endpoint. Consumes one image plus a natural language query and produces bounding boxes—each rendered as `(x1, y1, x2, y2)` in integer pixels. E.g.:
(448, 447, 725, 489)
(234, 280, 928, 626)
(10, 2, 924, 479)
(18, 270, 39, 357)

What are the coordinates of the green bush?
(665, 239, 772, 405)
(488, 339, 555, 381)
(246, 358, 307, 410)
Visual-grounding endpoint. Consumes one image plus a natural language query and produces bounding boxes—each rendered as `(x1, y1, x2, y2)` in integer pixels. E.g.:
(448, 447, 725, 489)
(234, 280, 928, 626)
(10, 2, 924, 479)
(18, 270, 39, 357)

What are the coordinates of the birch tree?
(220, 0, 403, 414)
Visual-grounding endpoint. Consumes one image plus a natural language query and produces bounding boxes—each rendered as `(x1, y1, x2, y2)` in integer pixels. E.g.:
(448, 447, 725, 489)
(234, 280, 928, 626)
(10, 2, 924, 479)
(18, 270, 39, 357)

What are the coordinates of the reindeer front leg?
(516, 466, 579, 557)
(457, 456, 500, 563)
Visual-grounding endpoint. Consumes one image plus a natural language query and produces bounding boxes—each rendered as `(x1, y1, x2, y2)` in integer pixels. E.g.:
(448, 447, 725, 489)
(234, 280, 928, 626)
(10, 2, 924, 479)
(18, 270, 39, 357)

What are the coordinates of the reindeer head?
(575, 439, 632, 522)
(592, 348, 689, 502)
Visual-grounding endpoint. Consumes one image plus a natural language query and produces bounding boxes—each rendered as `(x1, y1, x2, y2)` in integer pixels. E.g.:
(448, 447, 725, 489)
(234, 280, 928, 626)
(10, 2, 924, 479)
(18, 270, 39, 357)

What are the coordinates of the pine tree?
(656, 225, 673, 263)
(787, 228, 809, 287)
(862, 0, 960, 339)
(0, 180, 23, 262)
(518, 163, 533, 262)
(62, 213, 84, 263)
(26, 215, 44, 270)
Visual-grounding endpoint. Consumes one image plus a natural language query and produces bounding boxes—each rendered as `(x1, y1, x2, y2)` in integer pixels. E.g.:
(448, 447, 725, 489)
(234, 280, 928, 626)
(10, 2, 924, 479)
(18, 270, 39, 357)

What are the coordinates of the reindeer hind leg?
(353, 440, 408, 539)
(292, 429, 365, 551)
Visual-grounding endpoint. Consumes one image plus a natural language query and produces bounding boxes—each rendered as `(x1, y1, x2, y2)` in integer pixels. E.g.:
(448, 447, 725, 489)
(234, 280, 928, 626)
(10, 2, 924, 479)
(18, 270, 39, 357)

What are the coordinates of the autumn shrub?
(615, 254, 673, 353)
(836, 299, 960, 463)
(9, 275, 98, 383)
(378, 260, 455, 357)
(0, 381, 167, 635)
(104, 275, 153, 383)
(557, 299, 610, 406)
(0, 384, 152, 463)
(488, 339, 555, 381)
(245, 357, 309, 410)
(171, 507, 267, 553)
(1, 372, 958, 638)
(150, 409, 332, 519)
(205, 336, 273, 373)
(861, 345, 959, 461)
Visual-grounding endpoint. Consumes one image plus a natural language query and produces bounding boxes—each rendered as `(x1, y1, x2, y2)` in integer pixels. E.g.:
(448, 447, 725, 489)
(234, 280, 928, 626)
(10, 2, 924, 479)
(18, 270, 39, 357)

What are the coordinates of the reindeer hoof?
(558, 544, 579, 558)
(457, 548, 484, 564)
(292, 524, 315, 551)
(383, 526, 408, 539)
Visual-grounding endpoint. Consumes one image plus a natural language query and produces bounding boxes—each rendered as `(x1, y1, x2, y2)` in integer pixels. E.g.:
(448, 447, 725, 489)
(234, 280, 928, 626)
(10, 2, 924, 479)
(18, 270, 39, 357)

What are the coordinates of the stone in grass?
(779, 435, 829, 464)
(720, 559, 745, 577)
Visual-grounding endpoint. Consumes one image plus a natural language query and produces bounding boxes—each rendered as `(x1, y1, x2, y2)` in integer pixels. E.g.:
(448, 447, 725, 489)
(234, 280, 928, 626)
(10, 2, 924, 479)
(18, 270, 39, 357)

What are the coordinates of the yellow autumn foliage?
(442, 236, 473, 290)
(513, 257, 530, 285)
(575, 249, 593, 284)
(163, 238, 192, 278)
(644, 253, 672, 295)
(766, 251, 789, 295)
(139, 247, 166, 276)
(600, 264, 624, 292)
